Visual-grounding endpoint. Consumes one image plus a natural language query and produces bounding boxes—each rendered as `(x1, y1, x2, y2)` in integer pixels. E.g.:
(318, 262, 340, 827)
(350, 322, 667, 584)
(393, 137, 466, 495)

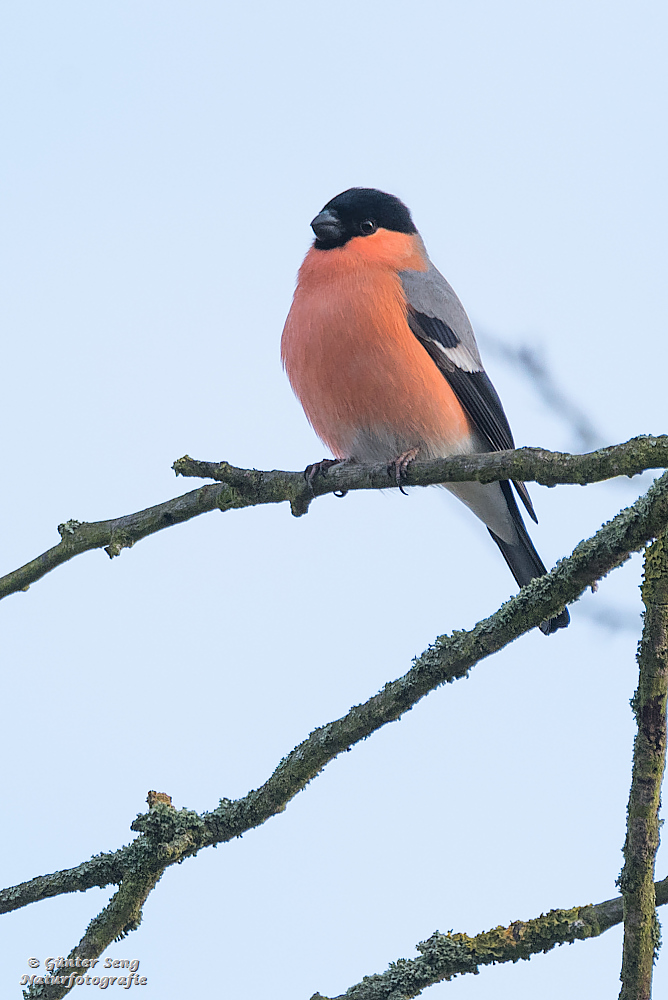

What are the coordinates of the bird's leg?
(388, 447, 420, 495)
(303, 458, 349, 497)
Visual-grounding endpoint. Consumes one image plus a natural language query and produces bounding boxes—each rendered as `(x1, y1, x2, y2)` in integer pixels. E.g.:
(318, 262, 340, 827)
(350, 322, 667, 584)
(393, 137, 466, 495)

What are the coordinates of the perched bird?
(281, 188, 569, 634)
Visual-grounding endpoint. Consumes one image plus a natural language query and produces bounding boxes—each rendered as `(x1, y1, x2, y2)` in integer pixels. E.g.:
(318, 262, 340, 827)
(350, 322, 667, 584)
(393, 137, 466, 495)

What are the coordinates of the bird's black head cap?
(311, 188, 417, 250)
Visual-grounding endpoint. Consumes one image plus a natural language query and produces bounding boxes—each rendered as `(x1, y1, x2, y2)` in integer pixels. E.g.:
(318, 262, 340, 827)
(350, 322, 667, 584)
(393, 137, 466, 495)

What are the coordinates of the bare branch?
(174, 434, 668, 494)
(618, 533, 668, 999)
(0, 483, 244, 602)
(3, 466, 668, 997)
(310, 878, 668, 1000)
(1, 435, 666, 604)
(4, 467, 668, 930)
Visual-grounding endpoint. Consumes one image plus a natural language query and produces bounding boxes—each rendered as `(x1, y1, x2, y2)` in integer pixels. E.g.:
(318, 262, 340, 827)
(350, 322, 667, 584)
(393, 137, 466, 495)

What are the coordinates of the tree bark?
(618, 533, 668, 999)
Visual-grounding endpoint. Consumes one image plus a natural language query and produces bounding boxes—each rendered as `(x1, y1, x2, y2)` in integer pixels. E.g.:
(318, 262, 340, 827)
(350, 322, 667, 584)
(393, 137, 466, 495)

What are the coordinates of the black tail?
(488, 482, 570, 636)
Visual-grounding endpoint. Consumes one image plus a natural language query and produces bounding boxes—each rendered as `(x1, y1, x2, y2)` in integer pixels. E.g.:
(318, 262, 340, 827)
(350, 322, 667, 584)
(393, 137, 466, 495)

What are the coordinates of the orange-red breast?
(281, 188, 569, 634)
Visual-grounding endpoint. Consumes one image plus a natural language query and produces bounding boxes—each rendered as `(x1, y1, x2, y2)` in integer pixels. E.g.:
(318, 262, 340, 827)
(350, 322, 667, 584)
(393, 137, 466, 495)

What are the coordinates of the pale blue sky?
(1, 2, 667, 997)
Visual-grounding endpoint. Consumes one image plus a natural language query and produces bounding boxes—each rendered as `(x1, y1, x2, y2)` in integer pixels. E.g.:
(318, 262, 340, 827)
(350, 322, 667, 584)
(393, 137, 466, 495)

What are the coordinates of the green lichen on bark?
(311, 901, 613, 1000)
(4, 443, 668, 997)
(618, 533, 668, 999)
(22, 870, 162, 1000)
(5, 471, 668, 920)
(2, 434, 667, 602)
(174, 434, 668, 494)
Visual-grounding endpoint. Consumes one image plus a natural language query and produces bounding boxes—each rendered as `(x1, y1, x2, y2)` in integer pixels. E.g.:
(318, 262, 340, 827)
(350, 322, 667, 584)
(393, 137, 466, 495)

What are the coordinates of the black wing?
(407, 309, 537, 523)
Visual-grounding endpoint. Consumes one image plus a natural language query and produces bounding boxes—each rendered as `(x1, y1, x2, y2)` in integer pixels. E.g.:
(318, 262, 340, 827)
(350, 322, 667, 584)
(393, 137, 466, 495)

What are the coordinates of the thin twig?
(618, 533, 668, 999)
(0, 483, 243, 601)
(1, 435, 667, 603)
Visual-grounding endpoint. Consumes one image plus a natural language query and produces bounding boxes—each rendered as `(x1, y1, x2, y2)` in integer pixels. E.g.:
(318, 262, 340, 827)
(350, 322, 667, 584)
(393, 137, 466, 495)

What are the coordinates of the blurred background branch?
(481, 331, 655, 633)
(481, 334, 604, 452)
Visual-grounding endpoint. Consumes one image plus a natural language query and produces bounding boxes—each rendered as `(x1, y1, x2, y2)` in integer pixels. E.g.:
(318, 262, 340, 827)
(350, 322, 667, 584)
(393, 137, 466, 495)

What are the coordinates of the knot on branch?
(173, 456, 245, 491)
(289, 492, 312, 517)
(57, 519, 84, 538)
(131, 802, 207, 860)
(172, 454, 194, 477)
(104, 533, 135, 559)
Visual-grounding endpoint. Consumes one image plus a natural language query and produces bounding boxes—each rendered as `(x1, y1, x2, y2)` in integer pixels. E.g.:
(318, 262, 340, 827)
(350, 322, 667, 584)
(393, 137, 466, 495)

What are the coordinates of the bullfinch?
(281, 188, 569, 635)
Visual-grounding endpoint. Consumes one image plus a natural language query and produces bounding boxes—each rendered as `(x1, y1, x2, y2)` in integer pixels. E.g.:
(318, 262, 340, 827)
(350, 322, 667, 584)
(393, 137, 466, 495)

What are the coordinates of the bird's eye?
(360, 219, 377, 235)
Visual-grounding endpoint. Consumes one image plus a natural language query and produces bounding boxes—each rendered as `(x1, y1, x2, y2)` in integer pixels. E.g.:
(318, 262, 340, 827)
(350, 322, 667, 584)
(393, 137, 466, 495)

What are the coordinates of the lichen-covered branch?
(0, 483, 245, 602)
(173, 433, 668, 496)
(4, 468, 668, 931)
(23, 869, 162, 1000)
(21, 794, 179, 998)
(0, 801, 204, 917)
(618, 534, 668, 999)
(5, 461, 668, 997)
(0, 434, 666, 602)
(310, 878, 668, 1000)
(0, 851, 128, 915)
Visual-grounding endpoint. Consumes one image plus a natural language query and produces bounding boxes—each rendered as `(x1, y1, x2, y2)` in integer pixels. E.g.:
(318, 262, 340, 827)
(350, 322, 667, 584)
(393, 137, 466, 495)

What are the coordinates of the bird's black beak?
(310, 209, 343, 243)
